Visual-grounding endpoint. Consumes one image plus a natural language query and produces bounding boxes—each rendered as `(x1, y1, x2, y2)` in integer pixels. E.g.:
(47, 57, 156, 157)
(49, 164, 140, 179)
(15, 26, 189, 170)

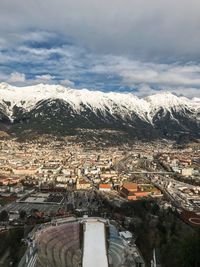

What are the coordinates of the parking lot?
(0, 190, 105, 217)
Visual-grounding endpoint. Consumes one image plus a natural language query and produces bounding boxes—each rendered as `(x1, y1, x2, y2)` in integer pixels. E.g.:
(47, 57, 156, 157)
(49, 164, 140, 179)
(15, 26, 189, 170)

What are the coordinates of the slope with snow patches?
(0, 82, 199, 138)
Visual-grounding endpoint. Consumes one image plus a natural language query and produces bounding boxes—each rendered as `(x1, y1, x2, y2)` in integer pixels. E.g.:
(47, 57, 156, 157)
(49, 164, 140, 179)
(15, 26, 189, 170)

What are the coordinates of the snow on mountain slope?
(145, 92, 198, 113)
(0, 83, 150, 121)
(0, 83, 199, 126)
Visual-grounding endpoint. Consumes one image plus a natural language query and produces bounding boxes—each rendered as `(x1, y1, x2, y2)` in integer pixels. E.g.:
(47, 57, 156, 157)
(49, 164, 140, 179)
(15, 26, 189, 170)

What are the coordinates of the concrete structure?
(82, 218, 108, 267)
(18, 217, 145, 267)
(119, 231, 132, 245)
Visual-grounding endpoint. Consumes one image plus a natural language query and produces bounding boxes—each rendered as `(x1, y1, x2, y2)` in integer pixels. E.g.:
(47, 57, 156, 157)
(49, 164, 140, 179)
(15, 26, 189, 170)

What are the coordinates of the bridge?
(130, 171, 172, 174)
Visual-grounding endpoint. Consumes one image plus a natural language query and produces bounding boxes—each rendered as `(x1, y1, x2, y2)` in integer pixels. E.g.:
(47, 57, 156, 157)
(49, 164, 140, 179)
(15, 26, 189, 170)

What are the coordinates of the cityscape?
(0, 134, 199, 266)
(0, 0, 200, 267)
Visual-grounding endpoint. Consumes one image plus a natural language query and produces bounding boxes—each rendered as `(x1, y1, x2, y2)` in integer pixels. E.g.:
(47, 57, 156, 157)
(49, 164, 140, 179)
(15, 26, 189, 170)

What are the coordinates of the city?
(0, 0, 200, 266)
(0, 133, 199, 266)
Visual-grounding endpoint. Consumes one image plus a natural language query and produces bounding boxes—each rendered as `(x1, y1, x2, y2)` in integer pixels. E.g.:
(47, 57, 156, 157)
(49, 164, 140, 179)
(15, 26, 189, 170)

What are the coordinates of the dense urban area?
(0, 132, 199, 267)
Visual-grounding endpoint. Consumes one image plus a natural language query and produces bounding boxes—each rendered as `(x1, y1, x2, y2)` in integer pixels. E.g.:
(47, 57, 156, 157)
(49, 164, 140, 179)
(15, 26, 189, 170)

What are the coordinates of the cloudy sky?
(0, 0, 200, 97)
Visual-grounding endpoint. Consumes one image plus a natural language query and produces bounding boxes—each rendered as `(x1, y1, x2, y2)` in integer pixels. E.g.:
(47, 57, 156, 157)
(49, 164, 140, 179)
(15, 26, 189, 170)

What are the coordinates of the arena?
(19, 217, 145, 267)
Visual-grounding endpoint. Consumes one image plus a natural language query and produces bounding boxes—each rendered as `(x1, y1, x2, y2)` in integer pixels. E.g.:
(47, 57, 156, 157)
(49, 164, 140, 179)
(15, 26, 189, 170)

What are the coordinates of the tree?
(19, 210, 27, 220)
(0, 210, 9, 222)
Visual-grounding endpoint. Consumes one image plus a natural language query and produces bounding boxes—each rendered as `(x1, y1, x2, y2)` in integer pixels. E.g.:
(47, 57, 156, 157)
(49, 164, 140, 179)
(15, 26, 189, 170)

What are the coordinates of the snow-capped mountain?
(0, 83, 199, 139)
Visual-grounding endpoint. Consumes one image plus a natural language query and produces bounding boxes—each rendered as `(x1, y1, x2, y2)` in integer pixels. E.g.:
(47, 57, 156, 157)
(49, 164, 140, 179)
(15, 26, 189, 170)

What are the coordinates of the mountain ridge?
(0, 83, 199, 140)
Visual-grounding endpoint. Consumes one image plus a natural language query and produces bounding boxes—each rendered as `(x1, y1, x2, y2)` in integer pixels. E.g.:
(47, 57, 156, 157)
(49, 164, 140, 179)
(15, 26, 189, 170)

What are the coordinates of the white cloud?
(35, 74, 54, 81)
(35, 74, 55, 84)
(135, 84, 200, 98)
(0, 49, 200, 98)
(60, 79, 75, 87)
(121, 65, 200, 87)
(9, 72, 26, 83)
(91, 56, 200, 97)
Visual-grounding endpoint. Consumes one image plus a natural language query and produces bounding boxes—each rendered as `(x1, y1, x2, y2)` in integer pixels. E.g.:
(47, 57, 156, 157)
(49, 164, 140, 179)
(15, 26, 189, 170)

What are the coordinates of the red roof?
(99, 184, 112, 189)
(123, 182, 138, 190)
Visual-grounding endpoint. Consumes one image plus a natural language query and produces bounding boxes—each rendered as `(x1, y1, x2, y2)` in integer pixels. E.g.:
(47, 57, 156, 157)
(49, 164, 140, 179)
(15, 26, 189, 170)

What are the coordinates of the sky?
(0, 0, 200, 98)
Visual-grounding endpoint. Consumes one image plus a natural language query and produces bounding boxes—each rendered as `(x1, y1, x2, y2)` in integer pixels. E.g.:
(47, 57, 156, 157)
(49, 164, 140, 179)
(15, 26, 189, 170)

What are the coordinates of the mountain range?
(0, 82, 199, 140)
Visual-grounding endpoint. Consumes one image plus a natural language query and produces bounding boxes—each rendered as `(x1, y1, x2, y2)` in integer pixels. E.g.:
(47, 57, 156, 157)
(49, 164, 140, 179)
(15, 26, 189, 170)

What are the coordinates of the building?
(181, 168, 193, 176)
(119, 231, 132, 245)
(99, 183, 112, 192)
(76, 179, 91, 190)
(120, 187, 137, 200)
(0, 177, 10, 185)
(122, 182, 138, 192)
(12, 167, 38, 176)
(120, 182, 160, 200)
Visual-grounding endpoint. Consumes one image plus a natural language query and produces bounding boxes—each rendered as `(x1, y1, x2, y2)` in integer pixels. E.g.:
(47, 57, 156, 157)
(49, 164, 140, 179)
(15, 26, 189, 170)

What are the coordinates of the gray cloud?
(0, 1, 200, 98)
(1, 0, 200, 61)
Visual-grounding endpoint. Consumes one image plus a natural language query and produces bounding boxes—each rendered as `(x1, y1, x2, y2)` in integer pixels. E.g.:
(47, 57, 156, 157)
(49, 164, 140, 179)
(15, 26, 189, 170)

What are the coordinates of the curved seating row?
(36, 222, 82, 267)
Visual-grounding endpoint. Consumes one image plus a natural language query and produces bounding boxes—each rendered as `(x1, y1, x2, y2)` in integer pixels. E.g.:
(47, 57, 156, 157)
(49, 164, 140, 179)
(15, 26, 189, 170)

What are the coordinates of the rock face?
(0, 82, 199, 139)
